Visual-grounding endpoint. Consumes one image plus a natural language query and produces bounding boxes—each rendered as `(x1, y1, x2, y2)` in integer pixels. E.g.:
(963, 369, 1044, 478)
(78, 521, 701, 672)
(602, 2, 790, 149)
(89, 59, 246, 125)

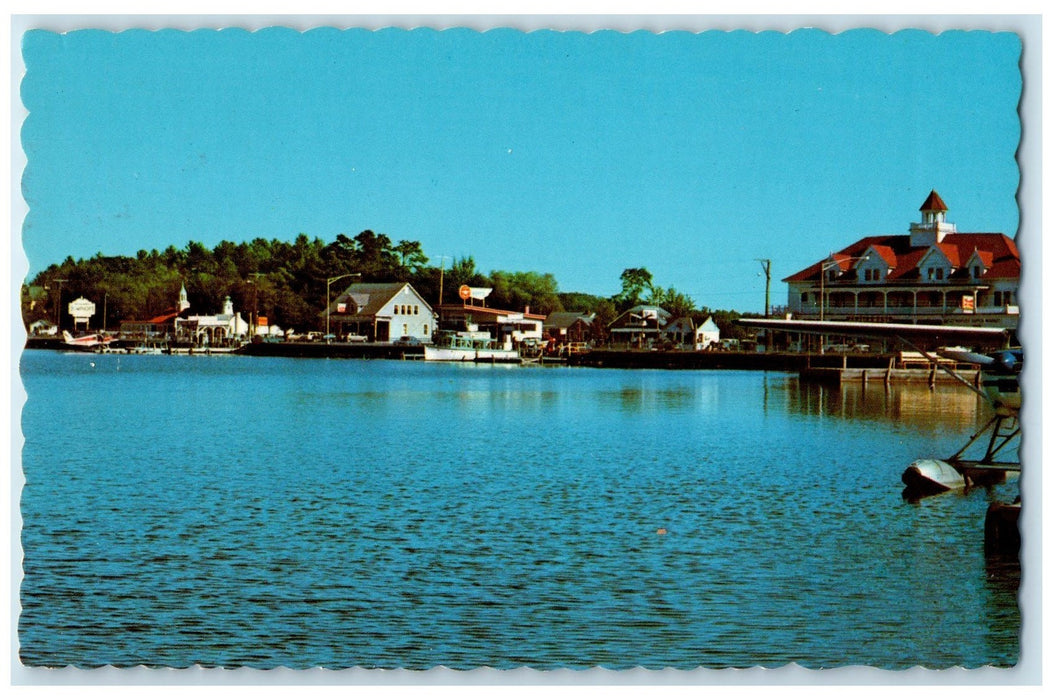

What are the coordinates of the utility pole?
(756, 259, 772, 317)
(437, 255, 449, 323)
(249, 272, 263, 337)
(53, 278, 68, 331)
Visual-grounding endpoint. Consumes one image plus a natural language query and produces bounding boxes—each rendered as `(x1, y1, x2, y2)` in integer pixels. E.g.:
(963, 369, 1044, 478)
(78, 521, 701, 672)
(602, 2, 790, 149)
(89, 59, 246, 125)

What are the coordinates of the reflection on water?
(596, 386, 698, 412)
(783, 378, 989, 429)
(18, 354, 1020, 670)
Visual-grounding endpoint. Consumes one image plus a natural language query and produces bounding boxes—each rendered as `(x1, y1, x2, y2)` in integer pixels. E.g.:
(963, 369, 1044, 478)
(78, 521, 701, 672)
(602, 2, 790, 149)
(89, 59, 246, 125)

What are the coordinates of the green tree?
(613, 267, 653, 311)
(488, 270, 562, 314)
(393, 240, 429, 278)
(447, 256, 489, 289)
(648, 286, 695, 319)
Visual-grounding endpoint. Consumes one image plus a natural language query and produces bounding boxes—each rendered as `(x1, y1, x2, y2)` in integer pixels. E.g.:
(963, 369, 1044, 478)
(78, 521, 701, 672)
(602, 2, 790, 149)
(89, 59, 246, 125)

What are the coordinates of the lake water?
(17, 351, 1020, 670)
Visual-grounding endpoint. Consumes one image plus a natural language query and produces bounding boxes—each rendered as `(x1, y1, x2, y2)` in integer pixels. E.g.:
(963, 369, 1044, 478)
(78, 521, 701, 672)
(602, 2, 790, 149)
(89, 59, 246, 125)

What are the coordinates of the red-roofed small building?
(783, 191, 1019, 329)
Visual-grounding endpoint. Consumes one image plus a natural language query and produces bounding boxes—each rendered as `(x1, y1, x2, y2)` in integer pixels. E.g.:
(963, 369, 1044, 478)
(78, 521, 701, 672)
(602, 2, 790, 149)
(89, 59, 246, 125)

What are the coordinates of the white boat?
(130, 344, 166, 355)
(424, 331, 520, 363)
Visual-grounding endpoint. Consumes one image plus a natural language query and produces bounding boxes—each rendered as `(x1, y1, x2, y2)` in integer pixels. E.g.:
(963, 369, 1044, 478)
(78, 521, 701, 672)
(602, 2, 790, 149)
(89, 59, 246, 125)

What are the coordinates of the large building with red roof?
(783, 190, 1019, 329)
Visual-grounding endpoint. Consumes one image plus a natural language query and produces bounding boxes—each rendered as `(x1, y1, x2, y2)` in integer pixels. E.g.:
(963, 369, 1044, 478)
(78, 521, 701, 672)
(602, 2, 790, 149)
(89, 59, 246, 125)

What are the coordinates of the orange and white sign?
(458, 285, 472, 301)
(961, 295, 975, 313)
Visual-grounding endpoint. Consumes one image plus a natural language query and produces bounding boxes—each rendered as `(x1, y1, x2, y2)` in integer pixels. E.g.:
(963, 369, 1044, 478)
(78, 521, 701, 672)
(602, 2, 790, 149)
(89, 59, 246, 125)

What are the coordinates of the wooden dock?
(799, 366, 980, 387)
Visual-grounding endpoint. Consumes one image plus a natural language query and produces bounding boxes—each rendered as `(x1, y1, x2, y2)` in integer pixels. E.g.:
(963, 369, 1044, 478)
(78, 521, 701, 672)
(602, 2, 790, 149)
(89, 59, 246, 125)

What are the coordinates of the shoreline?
(24, 340, 979, 385)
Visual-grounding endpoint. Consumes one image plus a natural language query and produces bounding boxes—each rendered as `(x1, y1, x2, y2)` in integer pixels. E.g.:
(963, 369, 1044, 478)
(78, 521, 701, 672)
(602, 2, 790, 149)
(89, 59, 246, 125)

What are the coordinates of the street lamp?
(326, 273, 361, 338)
(817, 255, 868, 354)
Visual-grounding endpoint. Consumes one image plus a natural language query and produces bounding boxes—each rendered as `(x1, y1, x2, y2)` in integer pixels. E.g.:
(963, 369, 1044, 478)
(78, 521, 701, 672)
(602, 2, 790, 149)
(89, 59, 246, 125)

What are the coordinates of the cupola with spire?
(909, 189, 956, 247)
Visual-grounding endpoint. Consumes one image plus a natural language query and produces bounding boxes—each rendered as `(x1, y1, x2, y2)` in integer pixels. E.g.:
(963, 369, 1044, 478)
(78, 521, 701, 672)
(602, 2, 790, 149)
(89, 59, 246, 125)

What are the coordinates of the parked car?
(394, 335, 423, 346)
(345, 334, 367, 342)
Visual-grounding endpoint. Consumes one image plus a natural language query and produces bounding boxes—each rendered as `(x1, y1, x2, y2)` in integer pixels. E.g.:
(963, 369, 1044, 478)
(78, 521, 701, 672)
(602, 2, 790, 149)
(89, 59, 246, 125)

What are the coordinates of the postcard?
(11, 15, 1038, 684)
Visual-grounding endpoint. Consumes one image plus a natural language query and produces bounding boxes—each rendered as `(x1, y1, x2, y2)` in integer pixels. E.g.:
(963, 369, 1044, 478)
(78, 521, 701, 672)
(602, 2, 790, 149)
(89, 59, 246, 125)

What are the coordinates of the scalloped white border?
(4, 9, 1044, 690)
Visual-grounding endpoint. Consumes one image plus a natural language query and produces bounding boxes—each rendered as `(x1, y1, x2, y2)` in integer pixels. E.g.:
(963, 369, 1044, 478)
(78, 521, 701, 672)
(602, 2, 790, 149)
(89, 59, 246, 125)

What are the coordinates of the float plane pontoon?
(62, 330, 116, 350)
(735, 318, 1021, 552)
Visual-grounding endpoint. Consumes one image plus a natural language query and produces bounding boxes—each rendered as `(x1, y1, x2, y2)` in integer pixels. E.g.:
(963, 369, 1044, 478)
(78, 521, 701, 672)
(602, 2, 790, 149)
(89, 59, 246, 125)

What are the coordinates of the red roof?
(919, 190, 948, 212)
(784, 233, 1019, 284)
(440, 303, 546, 320)
(138, 308, 180, 324)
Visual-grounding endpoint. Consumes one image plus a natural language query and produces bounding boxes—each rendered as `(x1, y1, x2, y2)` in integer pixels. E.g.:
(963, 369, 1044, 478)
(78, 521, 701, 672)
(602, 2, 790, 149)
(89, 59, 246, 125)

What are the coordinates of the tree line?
(21, 230, 750, 339)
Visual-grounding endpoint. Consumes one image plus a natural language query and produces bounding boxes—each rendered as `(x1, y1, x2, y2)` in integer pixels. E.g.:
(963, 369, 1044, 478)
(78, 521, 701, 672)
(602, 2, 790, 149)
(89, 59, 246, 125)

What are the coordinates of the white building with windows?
(326, 282, 437, 342)
(783, 191, 1020, 330)
(173, 293, 250, 347)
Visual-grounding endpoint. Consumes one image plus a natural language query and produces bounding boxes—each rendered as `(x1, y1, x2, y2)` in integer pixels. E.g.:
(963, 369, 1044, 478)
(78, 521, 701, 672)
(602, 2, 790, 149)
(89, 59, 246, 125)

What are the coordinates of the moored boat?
(423, 331, 520, 363)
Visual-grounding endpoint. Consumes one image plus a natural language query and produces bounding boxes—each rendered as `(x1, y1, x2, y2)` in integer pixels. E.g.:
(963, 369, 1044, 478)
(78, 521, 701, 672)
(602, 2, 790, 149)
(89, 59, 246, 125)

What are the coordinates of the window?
(801, 292, 809, 305)
(935, 268, 944, 280)
(414, 305, 419, 315)
(423, 324, 428, 336)
(973, 265, 982, 279)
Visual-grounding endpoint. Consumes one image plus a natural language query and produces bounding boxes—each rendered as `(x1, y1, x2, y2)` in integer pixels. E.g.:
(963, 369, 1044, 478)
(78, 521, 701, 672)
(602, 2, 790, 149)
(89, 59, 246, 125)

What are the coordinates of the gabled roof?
(664, 316, 696, 333)
(328, 282, 432, 319)
(543, 311, 596, 329)
(698, 316, 720, 333)
(609, 305, 671, 328)
(934, 243, 963, 267)
(785, 233, 1019, 284)
(966, 249, 995, 268)
(862, 244, 897, 268)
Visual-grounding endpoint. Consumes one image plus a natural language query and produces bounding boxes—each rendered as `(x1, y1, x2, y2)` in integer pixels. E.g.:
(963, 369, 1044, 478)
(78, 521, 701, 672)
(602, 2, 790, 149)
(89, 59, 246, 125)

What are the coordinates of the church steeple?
(909, 189, 956, 247)
(178, 283, 190, 313)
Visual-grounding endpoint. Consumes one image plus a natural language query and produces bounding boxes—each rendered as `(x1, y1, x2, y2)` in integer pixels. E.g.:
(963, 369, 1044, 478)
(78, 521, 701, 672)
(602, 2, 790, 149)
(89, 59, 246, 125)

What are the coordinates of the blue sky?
(19, 26, 1021, 312)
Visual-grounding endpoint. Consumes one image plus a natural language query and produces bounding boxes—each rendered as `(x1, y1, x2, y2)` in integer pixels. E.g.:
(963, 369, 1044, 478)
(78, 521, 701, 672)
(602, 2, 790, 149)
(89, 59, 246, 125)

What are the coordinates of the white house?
(663, 315, 721, 350)
(697, 316, 721, 349)
(327, 282, 437, 342)
(28, 319, 58, 336)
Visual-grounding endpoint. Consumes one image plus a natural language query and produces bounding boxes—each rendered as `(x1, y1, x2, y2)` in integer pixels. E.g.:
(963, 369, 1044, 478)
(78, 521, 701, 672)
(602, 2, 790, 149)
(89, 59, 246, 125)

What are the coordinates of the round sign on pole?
(458, 285, 472, 301)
